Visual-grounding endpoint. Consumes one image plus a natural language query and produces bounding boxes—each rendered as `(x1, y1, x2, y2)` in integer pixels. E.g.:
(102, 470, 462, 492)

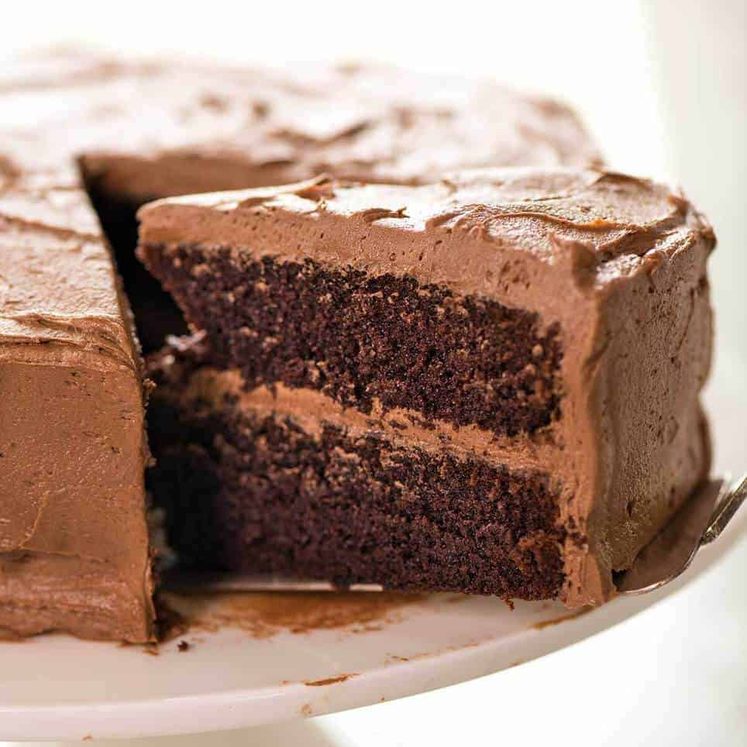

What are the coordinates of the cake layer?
(147, 342, 565, 600)
(142, 250, 563, 437)
(139, 168, 715, 606)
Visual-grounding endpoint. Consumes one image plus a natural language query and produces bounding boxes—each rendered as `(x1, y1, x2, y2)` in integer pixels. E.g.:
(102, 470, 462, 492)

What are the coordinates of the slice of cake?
(0, 167, 154, 641)
(138, 168, 714, 606)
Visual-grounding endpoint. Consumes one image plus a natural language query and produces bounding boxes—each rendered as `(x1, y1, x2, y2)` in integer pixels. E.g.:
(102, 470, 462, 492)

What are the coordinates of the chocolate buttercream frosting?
(0, 50, 599, 199)
(0, 169, 155, 641)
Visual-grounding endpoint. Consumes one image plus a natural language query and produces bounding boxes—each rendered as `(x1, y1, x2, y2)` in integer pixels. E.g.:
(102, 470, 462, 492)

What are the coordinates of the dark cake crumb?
(142, 248, 563, 437)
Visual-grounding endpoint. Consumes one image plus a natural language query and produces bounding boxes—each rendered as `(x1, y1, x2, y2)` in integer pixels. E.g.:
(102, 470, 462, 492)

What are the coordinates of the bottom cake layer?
(147, 340, 566, 601)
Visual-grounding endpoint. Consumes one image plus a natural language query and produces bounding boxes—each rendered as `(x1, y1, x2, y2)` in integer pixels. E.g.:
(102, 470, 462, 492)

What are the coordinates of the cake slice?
(138, 168, 714, 606)
(0, 167, 154, 641)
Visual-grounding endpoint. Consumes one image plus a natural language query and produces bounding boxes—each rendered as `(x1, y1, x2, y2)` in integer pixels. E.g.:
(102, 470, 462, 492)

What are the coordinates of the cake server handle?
(701, 473, 747, 544)
(616, 473, 746, 595)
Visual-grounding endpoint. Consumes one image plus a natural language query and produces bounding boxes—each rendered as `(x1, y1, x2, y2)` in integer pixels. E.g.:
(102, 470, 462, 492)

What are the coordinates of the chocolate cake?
(0, 52, 601, 640)
(139, 169, 714, 606)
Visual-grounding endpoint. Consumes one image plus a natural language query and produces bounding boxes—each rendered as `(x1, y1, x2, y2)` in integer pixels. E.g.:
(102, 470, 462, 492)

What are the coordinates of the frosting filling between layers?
(152, 349, 565, 468)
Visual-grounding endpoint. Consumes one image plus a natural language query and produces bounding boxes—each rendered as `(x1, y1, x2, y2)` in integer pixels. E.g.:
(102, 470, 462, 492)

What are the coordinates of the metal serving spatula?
(162, 473, 746, 597)
(615, 473, 746, 595)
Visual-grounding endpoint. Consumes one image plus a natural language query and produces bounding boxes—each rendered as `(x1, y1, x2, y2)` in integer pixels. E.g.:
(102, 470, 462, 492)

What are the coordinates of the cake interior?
(79, 158, 570, 602)
(141, 248, 564, 438)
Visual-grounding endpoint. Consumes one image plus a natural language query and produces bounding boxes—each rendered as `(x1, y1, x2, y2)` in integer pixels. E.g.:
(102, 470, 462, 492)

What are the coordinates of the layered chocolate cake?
(139, 169, 714, 606)
(0, 52, 601, 639)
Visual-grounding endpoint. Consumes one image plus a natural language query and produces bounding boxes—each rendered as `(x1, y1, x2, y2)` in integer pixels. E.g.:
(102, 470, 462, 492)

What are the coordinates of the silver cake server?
(162, 473, 746, 597)
(615, 473, 746, 595)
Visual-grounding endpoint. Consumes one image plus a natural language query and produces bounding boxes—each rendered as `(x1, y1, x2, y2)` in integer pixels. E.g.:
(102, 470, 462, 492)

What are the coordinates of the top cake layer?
(139, 168, 712, 438)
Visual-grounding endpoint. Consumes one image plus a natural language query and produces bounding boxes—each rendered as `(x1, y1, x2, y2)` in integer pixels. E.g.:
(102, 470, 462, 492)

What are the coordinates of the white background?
(2, 1, 745, 745)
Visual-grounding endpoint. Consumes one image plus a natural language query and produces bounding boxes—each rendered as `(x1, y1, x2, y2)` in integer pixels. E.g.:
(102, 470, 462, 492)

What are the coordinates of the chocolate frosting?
(0, 50, 599, 202)
(140, 168, 714, 606)
(0, 167, 155, 641)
